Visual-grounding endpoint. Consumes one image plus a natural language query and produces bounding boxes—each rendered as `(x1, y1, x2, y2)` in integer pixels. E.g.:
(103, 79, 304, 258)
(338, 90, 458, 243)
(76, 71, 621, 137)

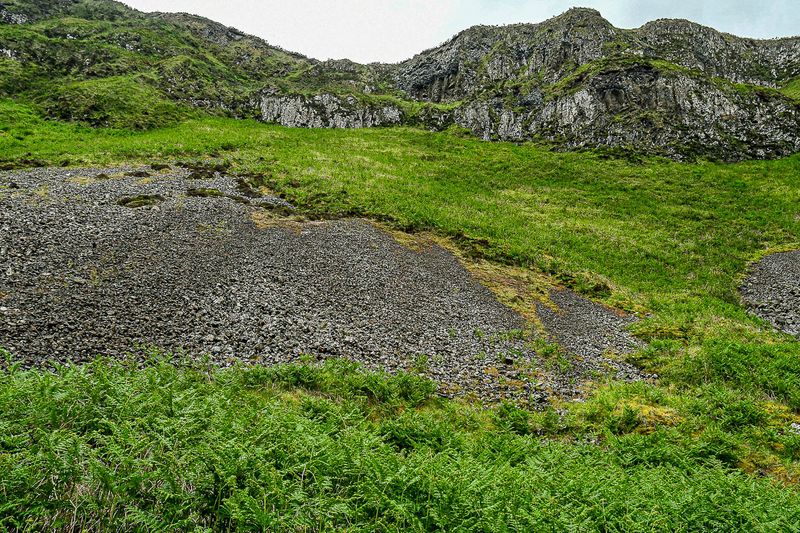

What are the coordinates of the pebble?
(741, 251, 800, 337)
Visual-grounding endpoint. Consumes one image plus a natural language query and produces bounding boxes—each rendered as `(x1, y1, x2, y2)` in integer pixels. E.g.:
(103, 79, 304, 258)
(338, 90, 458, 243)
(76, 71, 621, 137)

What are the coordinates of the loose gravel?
(0, 166, 646, 402)
(741, 250, 800, 336)
(537, 289, 644, 381)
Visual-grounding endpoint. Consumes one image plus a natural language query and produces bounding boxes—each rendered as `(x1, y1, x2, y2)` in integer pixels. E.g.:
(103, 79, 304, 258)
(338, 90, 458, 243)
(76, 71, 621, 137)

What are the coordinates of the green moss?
(723, 80, 787, 100)
(186, 187, 225, 198)
(0, 58, 41, 95)
(116, 194, 164, 208)
(601, 40, 630, 55)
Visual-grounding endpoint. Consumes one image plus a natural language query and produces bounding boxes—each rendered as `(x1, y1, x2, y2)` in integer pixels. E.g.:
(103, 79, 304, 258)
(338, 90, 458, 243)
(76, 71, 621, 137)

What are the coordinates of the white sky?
(120, 1, 800, 63)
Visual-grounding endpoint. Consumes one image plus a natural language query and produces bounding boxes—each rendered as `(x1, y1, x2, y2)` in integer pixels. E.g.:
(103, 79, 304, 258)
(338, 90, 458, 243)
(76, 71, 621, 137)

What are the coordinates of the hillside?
(2, 3, 800, 527)
(2, 96, 800, 529)
(1, 1, 799, 159)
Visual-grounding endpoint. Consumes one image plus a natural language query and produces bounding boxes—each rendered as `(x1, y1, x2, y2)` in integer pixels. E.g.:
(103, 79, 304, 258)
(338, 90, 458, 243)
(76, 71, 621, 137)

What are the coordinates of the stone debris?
(741, 251, 800, 337)
(0, 166, 647, 402)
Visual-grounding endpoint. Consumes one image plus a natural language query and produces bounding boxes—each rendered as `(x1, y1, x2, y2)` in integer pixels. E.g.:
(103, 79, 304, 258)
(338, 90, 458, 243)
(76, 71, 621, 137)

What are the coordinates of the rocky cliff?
(2, 1, 799, 159)
(259, 90, 402, 129)
(252, 7, 800, 159)
(385, 8, 800, 159)
(450, 64, 800, 159)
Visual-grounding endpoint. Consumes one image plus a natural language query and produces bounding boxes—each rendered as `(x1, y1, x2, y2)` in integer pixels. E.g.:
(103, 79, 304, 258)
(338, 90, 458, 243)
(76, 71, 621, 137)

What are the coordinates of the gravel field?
(537, 288, 644, 380)
(0, 166, 645, 401)
(741, 250, 800, 336)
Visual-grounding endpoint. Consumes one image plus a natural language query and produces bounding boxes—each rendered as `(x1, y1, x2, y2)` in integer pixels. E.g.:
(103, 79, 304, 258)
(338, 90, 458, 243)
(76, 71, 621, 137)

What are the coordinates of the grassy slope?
(0, 6, 313, 129)
(783, 77, 800, 101)
(0, 4, 403, 130)
(1, 99, 800, 528)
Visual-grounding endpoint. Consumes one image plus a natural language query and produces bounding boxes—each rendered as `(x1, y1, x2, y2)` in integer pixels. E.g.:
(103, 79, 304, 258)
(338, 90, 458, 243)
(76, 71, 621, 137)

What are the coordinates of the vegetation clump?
(116, 193, 164, 208)
(186, 186, 225, 198)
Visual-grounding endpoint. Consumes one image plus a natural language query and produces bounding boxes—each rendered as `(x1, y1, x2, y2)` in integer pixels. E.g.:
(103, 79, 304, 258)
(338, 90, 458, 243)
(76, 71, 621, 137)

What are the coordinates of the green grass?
(38, 75, 193, 129)
(782, 77, 800, 101)
(2, 99, 800, 527)
(2, 357, 800, 531)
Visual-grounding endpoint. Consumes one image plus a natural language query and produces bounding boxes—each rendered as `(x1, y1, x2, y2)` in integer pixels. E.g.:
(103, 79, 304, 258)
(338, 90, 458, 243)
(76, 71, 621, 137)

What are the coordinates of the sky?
(120, 1, 800, 63)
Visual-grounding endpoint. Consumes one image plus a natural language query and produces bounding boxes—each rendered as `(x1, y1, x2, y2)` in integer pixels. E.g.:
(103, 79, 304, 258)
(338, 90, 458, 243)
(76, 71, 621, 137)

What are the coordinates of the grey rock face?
(260, 91, 403, 129)
(396, 9, 616, 102)
(450, 66, 800, 160)
(636, 19, 800, 87)
(385, 7, 800, 159)
(396, 8, 799, 101)
(0, 5, 28, 24)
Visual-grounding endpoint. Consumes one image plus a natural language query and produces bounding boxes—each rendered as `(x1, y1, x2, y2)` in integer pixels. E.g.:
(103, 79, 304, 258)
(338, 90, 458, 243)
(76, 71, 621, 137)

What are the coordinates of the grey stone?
(0, 165, 648, 403)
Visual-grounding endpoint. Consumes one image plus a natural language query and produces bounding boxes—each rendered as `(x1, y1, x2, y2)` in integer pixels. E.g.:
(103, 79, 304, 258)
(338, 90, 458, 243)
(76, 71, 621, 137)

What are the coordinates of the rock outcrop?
(259, 90, 403, 129)
(636, 19, 800, 86)
(395, 8, 800, 100)
(385, 7, 800, 159)
(0, 7, 28, 24)
(396, 9, 619, 101)
(2, 1, 799, 159)
(450, 65, 800, 160)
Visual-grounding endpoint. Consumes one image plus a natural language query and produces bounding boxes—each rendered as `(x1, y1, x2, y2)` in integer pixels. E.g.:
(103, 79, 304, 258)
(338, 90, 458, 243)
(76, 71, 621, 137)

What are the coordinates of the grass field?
(1, 98, 800, 529)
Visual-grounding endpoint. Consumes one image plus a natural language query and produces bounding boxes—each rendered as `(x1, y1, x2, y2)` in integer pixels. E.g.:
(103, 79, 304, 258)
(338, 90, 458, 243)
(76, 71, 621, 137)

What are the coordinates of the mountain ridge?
(1, 1, 799, 160)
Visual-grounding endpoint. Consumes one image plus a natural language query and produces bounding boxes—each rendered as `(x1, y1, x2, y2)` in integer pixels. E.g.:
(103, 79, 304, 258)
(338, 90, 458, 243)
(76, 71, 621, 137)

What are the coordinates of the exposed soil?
(0, 166, 647, 402)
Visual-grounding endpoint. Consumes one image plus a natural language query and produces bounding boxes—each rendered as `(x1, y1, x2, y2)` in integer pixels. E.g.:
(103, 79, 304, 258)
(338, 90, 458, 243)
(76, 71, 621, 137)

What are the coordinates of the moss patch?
(116, 194, 164, 208)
